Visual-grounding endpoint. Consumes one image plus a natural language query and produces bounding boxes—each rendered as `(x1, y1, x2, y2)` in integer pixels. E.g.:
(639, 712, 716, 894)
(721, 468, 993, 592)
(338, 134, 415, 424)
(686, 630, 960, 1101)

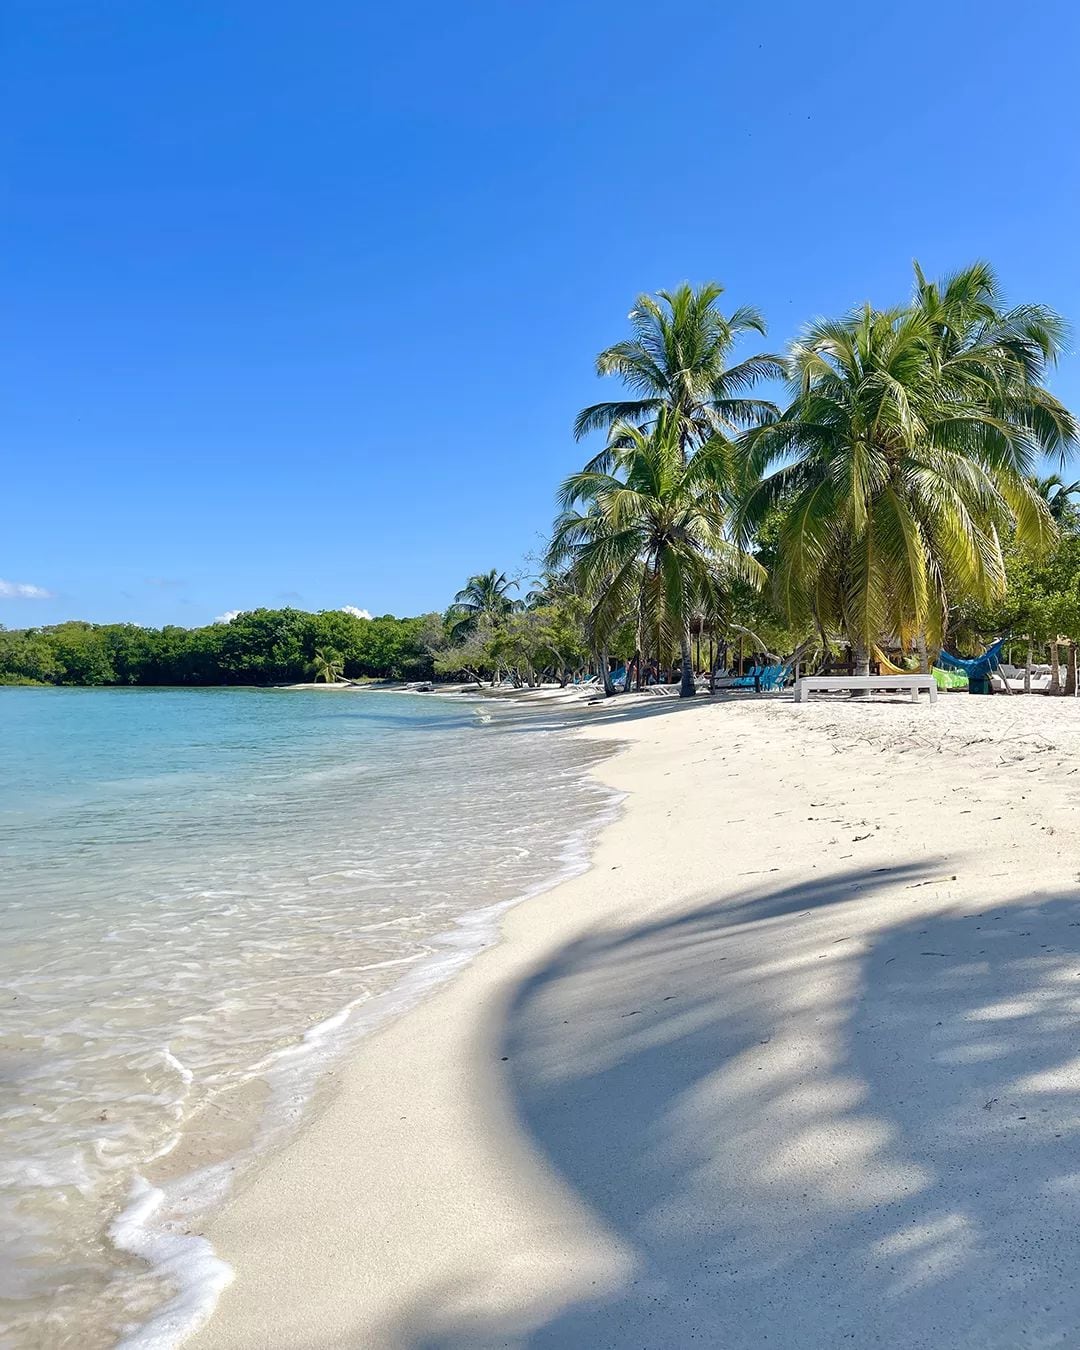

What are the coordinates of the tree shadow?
(383, 866, 1080, 1349)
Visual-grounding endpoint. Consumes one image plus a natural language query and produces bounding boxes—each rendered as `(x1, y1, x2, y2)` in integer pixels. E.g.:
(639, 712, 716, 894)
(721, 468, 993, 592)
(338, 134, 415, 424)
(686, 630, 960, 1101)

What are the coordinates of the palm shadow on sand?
(381, 864, 1080, 1349)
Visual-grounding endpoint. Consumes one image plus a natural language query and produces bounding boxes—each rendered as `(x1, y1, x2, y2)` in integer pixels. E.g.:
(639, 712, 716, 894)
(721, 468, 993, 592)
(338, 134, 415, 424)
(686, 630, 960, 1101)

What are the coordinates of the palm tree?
(521, 569, 577, 610)
(309, 647, 344, 683)
(911, 260, 1076, 462)
(549, 412, 763, 697)
(574, 282, 783, 461)
(1033, 473, 1080, 527)
(741, 297, 1061, 670)
(1029, 474, 1080, 692)
(447, 570, 520, 640)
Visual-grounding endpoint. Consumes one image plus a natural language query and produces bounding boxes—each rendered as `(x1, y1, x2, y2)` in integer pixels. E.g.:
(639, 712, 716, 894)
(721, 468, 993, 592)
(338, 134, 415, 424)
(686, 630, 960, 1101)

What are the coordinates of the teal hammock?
(936, 637, 1007, 679)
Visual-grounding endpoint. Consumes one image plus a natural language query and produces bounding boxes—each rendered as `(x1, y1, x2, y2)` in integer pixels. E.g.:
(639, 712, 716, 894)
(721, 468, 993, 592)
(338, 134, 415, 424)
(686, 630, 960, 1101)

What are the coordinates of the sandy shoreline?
(191, 692, 1080, 1349)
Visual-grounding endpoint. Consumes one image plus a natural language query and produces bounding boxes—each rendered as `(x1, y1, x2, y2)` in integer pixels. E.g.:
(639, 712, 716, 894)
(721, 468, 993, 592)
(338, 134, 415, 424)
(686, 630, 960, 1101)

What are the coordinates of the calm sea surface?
(0, 687, 616, 1348)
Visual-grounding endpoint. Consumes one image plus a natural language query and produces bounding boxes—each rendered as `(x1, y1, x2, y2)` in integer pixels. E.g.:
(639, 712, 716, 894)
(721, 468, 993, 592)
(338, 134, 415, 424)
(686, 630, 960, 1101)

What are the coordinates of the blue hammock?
(937, 637, 1007, 679)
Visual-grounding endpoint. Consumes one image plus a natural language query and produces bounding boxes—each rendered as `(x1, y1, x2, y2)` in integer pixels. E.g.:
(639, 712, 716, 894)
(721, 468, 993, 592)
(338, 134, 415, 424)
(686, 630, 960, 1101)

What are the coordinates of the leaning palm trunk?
(678, 623, 696, 698)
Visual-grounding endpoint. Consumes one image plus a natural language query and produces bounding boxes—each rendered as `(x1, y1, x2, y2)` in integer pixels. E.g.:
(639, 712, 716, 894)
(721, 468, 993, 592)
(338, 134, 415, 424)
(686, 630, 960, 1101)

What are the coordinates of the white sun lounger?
(794, 674, 937, 704)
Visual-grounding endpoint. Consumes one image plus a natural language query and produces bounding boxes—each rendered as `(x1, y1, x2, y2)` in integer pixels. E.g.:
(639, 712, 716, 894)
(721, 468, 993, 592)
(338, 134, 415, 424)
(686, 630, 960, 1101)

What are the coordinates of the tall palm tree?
(741, 299, 1061, 668)
(574, 282, 783, 461)
(911, 260, 1076, 462)
(447, 570, 520, 640)
(550, 412, 763, 697)
(309, 647, 344, 683)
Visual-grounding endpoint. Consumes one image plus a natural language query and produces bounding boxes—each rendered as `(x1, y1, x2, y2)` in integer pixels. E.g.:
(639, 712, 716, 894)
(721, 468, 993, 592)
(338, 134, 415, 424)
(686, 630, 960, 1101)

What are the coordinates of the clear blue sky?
(5, 0, 1080, 628)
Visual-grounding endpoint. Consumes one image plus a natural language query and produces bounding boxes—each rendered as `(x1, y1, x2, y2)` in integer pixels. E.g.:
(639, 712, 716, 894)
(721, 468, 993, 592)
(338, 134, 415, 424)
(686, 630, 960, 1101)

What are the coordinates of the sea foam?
(0, 686, 618, 1347)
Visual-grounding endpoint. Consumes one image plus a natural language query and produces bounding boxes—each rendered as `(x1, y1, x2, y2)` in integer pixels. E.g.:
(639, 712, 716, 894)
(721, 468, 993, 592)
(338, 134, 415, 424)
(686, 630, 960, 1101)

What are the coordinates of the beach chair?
(761, 662, 793, 691)
(728, 663, 764, 690)
(756, 664, 777, 691)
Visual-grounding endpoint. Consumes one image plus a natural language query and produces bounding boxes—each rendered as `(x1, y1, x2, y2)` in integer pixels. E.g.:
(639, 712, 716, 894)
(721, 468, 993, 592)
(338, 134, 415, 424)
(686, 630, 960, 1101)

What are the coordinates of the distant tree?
(48, 622, 117, 685)
(353, 615, 431, 678)
(0, 609, 436, 687)
(0, 629, 59, 683)
(308, 647, 345, 683)
(216, 608, 309, 683)
(446, 571, 520, 640)
(1033, 473, 1080, 528)
(433, 621, 497, 683)
(101, 624, 158, 684)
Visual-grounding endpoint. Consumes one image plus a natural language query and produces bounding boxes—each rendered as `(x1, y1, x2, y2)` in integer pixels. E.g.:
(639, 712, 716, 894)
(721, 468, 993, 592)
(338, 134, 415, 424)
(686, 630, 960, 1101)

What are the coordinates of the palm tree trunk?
(635, 605, 647, 691)
(1024, 637, 1033, 695)
(853, 642, 870, 678)
(678, 622, 696, 698)
(599, 648, 616, 697)
(1050, 640, 1061, 695)
(916, 632, 929, 674)
(1067, 643, 1078, 697)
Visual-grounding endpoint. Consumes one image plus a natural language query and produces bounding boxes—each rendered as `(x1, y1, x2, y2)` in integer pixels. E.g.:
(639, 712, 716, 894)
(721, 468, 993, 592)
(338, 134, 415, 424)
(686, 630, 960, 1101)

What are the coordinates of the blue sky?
(5, 0, 1080, 628)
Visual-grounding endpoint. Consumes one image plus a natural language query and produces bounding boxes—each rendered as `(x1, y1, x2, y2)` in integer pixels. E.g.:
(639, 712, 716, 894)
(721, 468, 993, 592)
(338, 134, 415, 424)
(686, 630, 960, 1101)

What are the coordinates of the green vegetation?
(741, 264, 1068, 669)
(3, 263, 1076, 695)
(0, 612, 435, 686)
(446, 570, 521, 639)
(557, 265, 1077, 695)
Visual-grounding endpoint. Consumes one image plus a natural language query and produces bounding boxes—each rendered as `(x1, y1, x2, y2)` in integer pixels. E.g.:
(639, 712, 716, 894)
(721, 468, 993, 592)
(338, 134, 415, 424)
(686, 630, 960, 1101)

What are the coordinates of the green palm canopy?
(739, 262, 1076, 663)
(574, 282, 783, 460)
(447, 569, 521, 641)
(1033, 472, 1080, 527)
(549, 412, 763, 697)
(308, 647, 345, 683)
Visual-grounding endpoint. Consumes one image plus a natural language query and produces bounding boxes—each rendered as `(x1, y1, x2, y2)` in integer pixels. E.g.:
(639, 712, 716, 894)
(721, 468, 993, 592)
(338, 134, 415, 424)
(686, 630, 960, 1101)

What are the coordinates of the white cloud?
(0, 579, 53, 599)
(213, 610, 242, 624)
(341, 605, 372, 620)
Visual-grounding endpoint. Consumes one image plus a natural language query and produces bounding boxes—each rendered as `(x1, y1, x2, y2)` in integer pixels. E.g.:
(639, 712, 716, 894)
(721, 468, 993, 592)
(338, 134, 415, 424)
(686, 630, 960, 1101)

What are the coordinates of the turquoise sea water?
(0, 687, 615, 1348)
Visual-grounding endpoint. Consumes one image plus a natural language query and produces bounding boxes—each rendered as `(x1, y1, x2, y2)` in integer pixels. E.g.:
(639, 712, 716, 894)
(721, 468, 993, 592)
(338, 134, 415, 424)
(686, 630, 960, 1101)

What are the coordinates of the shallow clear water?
(0, 687, 615, 1348)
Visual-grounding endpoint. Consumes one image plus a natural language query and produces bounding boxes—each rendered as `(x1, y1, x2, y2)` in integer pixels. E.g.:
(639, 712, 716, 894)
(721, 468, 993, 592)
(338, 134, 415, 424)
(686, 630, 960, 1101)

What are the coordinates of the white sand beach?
(193, 692, 1080, 1349)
